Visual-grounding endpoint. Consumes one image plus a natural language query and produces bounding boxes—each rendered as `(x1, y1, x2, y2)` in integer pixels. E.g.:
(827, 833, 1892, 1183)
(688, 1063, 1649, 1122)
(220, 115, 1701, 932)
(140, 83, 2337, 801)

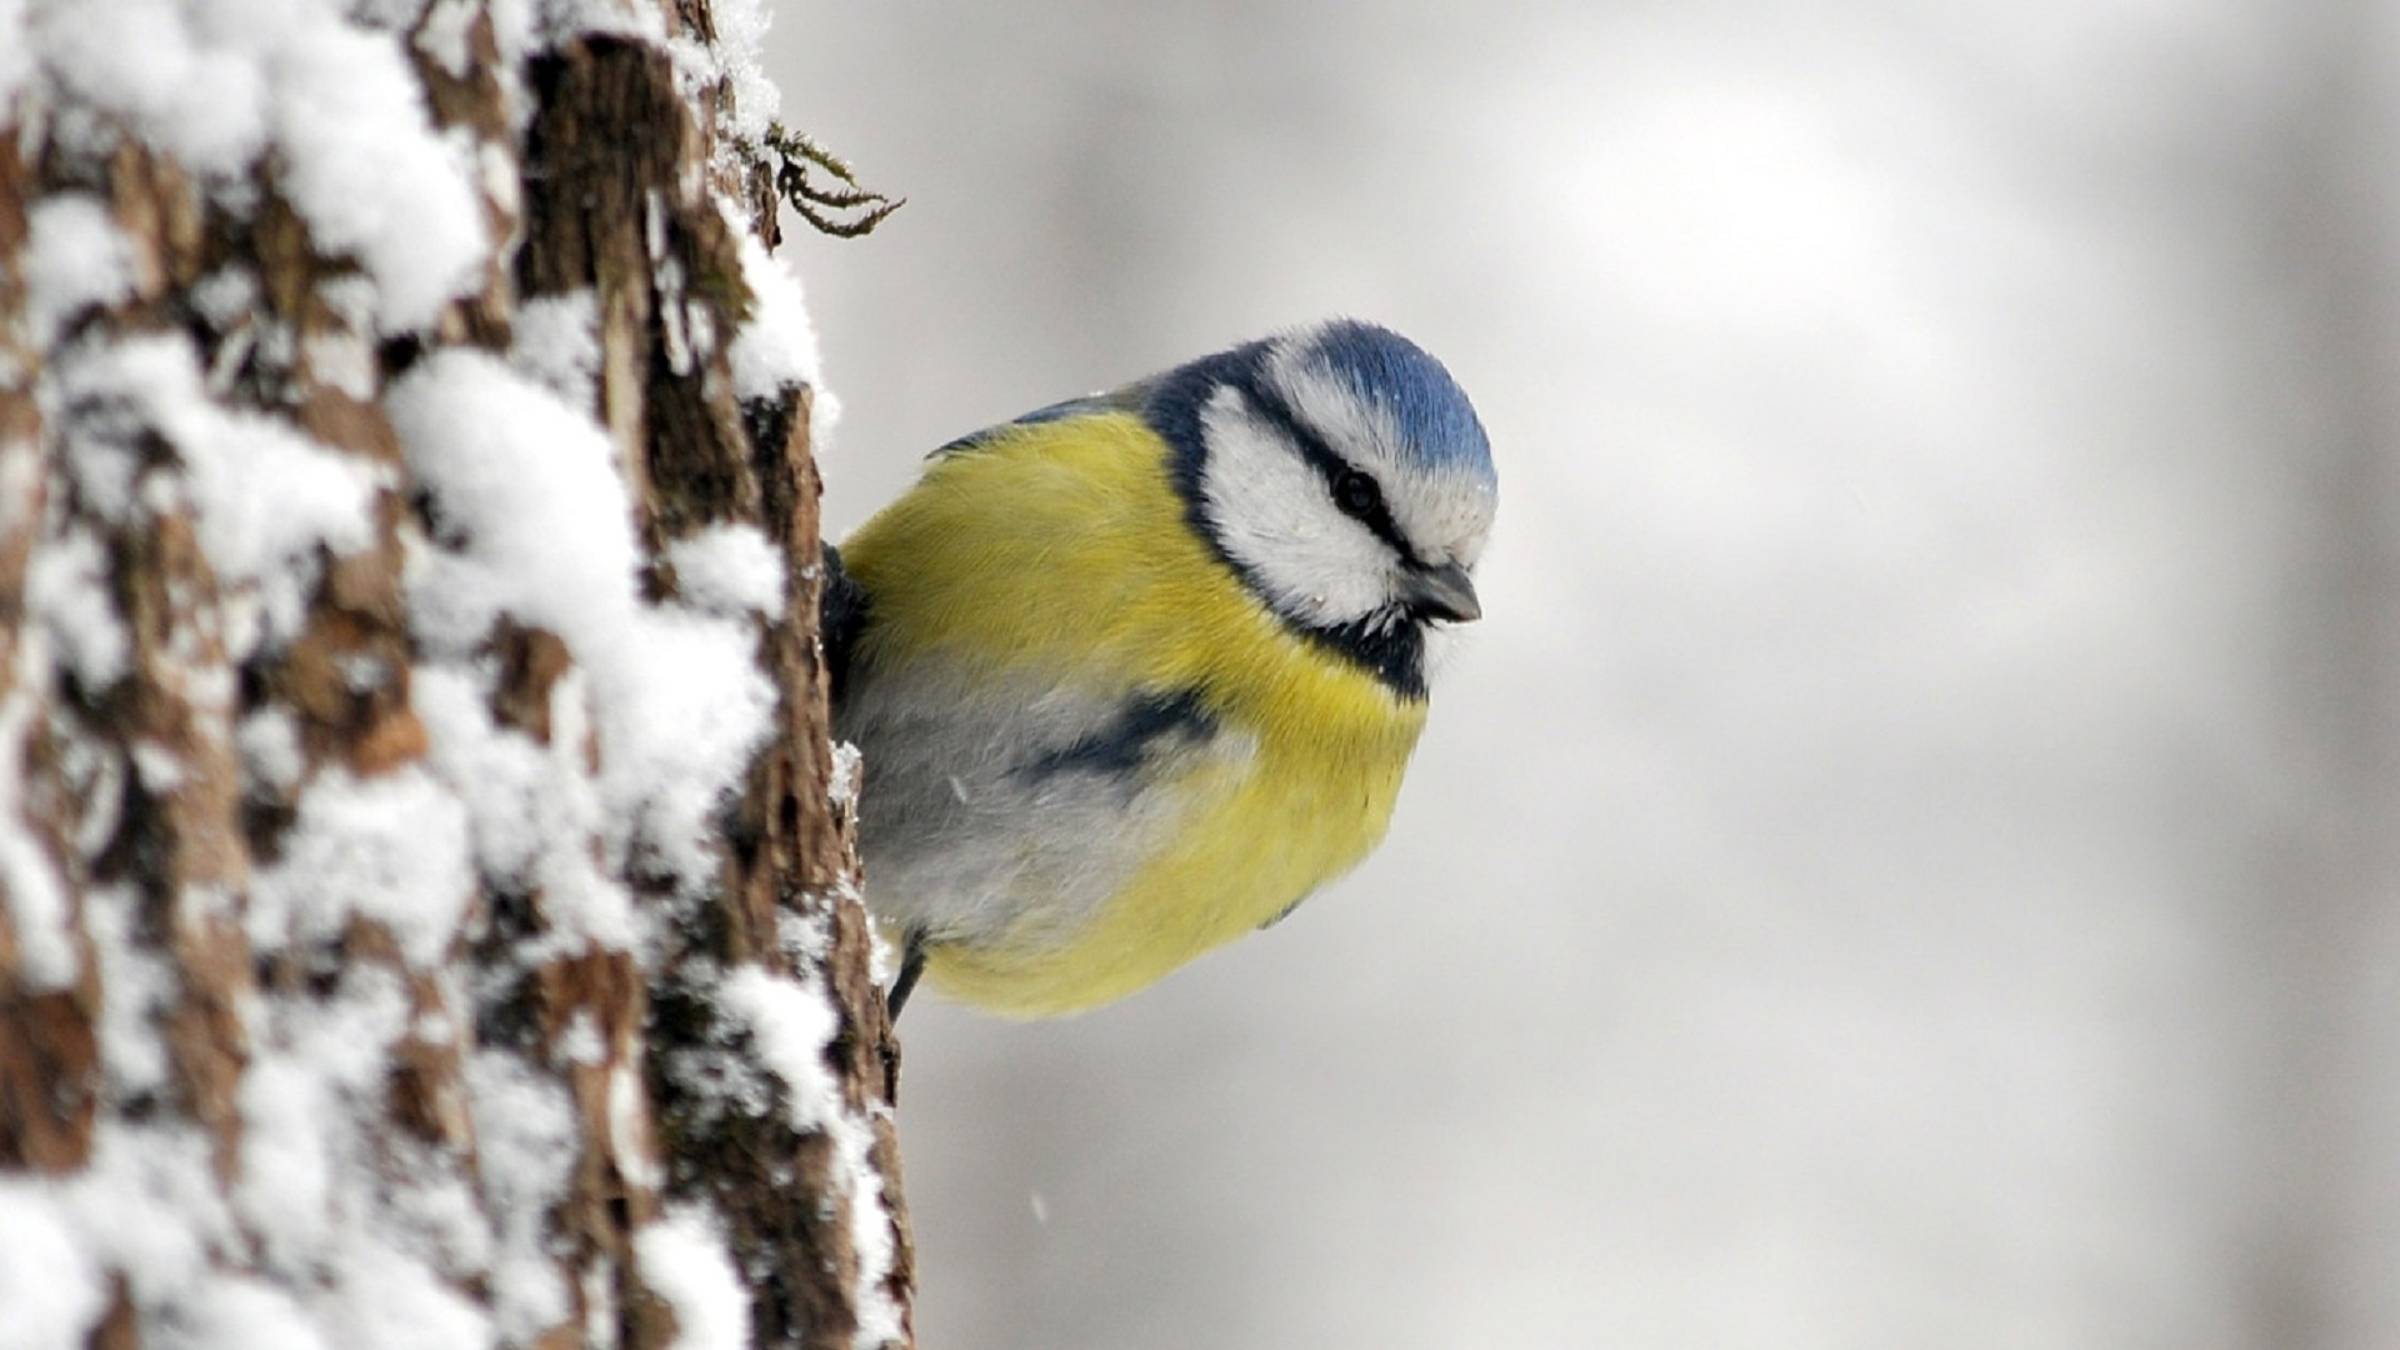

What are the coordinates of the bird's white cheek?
(1281, 531, 1392, 625)
(1198, 392, 1388, 624)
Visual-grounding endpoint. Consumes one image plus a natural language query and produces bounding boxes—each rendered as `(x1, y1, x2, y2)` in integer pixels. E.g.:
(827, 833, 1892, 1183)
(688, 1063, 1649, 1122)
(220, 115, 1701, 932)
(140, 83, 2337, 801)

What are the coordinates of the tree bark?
(0, 3, 911, 1348)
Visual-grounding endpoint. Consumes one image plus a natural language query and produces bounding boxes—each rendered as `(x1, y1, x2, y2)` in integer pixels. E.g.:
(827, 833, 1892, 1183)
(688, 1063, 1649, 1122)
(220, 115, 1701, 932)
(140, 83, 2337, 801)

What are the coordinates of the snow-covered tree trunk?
(0, 4, 912, 1348)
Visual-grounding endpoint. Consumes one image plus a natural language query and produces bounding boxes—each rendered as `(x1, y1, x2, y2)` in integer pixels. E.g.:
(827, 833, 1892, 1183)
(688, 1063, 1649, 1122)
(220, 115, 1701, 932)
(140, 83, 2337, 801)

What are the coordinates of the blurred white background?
(766, 4, 2397, 1347)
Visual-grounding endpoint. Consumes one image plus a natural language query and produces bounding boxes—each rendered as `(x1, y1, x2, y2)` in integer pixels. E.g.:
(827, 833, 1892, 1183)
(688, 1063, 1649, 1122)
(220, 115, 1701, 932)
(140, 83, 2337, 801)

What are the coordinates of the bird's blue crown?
(1139, 320, 1492, 485)
(1291, 320, 1493, 480)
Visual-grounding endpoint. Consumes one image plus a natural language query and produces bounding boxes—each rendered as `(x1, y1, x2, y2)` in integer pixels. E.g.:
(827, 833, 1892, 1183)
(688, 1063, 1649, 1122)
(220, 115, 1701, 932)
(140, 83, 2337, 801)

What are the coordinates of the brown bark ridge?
(0, 3, 911, 1348)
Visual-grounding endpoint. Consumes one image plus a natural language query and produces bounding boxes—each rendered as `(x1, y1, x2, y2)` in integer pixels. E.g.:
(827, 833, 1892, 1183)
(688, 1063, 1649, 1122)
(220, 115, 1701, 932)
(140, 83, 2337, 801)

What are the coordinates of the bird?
(823, 319, 1495, 1019)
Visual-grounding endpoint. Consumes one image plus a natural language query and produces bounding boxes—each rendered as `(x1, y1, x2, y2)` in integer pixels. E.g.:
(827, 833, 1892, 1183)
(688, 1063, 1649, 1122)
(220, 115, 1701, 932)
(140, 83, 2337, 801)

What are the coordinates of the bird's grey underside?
(836, 659, 1254, 950)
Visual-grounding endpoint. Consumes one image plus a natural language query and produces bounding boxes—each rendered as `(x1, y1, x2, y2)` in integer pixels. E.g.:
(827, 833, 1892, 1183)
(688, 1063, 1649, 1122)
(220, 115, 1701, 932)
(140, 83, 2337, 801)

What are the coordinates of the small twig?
(766, 123, 905, 238)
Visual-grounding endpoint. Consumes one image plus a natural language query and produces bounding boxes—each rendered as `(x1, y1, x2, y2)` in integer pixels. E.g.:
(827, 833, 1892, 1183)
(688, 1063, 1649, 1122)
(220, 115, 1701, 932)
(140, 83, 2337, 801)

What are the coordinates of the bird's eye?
(1332, 468, 1382, 520)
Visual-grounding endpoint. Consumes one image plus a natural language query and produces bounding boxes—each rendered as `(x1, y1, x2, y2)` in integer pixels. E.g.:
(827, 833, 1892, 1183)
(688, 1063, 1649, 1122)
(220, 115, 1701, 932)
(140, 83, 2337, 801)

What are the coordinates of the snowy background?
(767, 5, 2397, 1347)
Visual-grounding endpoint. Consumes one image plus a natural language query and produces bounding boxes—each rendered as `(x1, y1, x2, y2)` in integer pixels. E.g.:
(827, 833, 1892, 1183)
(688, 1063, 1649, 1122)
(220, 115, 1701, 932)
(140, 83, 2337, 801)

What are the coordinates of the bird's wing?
(925, 377, 1156, 459)
(816, 541, 870, 705)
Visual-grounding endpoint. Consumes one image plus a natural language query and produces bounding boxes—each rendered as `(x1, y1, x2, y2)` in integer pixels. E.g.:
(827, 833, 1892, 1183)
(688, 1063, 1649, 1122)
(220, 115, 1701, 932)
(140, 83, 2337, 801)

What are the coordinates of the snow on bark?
(390, 348, 779, 890)
(28, 0, 489, 327)
(0, 1, 910, 1348)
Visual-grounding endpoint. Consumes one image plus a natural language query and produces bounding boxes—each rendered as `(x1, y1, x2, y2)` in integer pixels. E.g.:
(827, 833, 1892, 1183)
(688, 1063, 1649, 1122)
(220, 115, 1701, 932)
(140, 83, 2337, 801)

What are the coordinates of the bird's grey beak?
(1405, 562, 1481, 623)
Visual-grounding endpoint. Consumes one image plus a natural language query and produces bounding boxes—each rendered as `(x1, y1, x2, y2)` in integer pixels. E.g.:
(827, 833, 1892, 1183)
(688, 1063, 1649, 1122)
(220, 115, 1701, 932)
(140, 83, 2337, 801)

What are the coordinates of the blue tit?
(827, 319, 1495, 1019)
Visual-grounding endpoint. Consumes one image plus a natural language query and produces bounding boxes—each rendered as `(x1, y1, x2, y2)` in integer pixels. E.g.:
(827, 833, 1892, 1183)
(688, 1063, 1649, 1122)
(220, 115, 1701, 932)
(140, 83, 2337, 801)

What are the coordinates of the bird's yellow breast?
(841, 412, 1427, 1016)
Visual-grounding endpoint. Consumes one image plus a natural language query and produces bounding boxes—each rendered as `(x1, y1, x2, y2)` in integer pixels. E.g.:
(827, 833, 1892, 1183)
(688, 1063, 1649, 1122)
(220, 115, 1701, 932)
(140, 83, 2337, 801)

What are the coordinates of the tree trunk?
(0, 4, 912, 1348)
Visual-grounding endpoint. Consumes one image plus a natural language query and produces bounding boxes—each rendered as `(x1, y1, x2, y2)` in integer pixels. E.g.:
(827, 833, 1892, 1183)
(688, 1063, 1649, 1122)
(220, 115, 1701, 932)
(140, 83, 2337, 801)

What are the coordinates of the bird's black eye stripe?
(1244, 383, 1415, 559)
